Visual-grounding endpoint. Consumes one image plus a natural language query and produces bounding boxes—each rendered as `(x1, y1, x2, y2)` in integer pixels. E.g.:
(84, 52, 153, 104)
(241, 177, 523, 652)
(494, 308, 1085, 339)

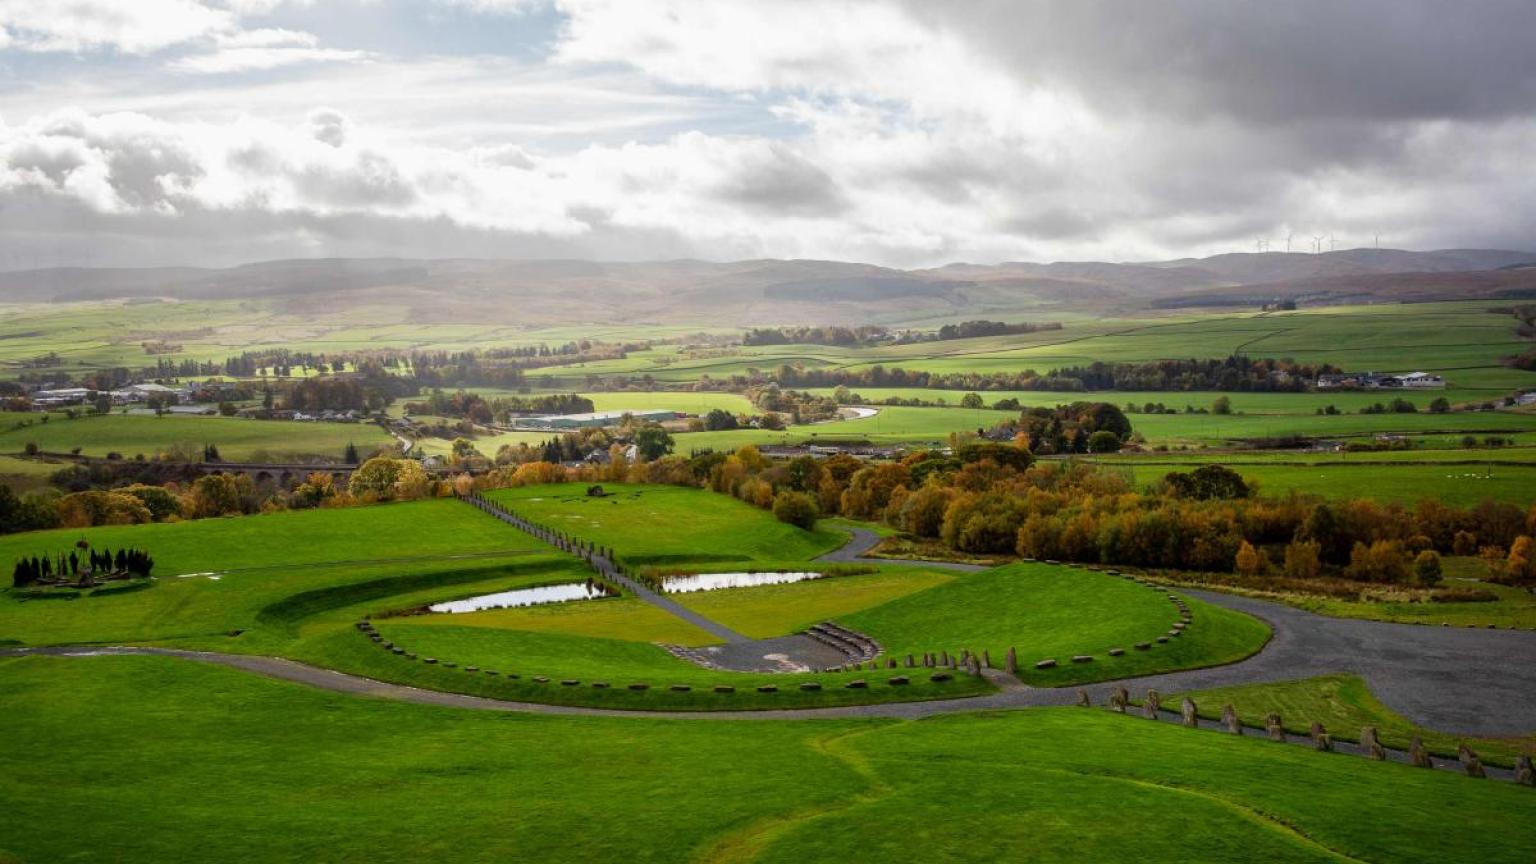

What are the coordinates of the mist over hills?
(1, 248, 1533, 327)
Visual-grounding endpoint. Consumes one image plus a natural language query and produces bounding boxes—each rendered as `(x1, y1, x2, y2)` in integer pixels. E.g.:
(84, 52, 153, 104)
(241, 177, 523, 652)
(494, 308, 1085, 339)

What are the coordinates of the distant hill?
(1, 248, 1532, 326)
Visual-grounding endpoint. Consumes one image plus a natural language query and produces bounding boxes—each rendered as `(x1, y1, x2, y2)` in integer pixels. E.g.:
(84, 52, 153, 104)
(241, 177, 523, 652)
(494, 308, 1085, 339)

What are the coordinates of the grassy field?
(0, 412, 393, 462)
(1173, 674, 1536, 767)
(841, 563, 1272, 686)
(2, 655, 1532, 863)
(674, 565, 956, 639)
(486, 483, 848, 566)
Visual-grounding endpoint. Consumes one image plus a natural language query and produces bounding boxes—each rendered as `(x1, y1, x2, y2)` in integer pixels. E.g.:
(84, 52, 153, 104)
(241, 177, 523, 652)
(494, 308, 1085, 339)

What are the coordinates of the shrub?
(771, 490, 818, 531)
(1087, 430, 1122, 453)
(1412, 549, 1442, 586)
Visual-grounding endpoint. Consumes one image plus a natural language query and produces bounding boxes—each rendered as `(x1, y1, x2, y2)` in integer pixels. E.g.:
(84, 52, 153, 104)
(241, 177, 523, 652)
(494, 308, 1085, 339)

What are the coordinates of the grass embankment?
(1174, 675, 1536, 768)
(3, 656, 1533, 863)
(842, 563, 1271, 686)
(486, 483, 847, 566)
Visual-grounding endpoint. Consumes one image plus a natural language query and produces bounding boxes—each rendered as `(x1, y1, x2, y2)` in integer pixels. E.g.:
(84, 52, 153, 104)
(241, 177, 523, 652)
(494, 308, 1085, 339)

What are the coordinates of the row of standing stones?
(1091, 684, 1535, 786)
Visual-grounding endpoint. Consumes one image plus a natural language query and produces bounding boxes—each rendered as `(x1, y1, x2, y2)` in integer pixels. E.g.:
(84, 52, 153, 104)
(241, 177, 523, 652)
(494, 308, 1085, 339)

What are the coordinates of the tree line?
(12, 546, 154, 588)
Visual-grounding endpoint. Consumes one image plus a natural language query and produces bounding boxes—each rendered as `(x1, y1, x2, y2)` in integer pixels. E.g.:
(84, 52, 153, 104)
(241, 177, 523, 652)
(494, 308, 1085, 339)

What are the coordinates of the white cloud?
(0, 0, 235, 54)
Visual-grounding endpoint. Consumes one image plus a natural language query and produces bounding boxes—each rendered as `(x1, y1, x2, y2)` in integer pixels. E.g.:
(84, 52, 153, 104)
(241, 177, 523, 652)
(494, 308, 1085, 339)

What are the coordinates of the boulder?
(799, 682, 822, 691)
(464, 666, 478, 673)
(1155, 637, 1169, 644)
(627, 682, 648, 691)
(1108, 648, 1125, 657)
(1034, 659, 1057, 669)
(929, 672, 953, 682)
(592, 681, 609, 689)
(845, 680, 868, 689)
(1134, 642, 1152, 651)
(1360, 726, 1386, 760)
(561, 679, 580, 687)
(669, 684, 690, 692)
(711, 685, 732, 693)
(533, 675, 549, 683)
(1181, 698, 1198, 728)
(1071, 655, 1093, 664)
(887, 676, 910, 686)
(756, 685, 778, 693)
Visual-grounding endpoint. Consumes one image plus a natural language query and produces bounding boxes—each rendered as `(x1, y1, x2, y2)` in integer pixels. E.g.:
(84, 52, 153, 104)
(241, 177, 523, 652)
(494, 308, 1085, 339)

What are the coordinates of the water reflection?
(429, 581, 611, 613)
(661, 572, 823, 594)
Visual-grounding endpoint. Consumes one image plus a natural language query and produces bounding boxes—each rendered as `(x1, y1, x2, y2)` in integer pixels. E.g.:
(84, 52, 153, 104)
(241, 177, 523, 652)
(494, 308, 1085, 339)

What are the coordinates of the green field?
(843, 564, 1271, 686)
(1173, 674, 1536, 768)
(486, 483, 848, 566)
(2, 655, 1531, 864)
(0, 412, 393, 462)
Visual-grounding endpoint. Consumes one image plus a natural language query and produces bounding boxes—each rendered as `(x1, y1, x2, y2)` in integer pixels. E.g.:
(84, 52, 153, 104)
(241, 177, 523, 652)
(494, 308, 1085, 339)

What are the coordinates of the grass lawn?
(487, 483, 847, 566)
(673, 565, 956, 639)
(842, 563, 1272, 686)
(404, 595, 721, 646)
(1172, 674, 1536, 768)
(3, 655, 1533, 863)
(0, 412, 393, 461)
(0, 499, 549, 645)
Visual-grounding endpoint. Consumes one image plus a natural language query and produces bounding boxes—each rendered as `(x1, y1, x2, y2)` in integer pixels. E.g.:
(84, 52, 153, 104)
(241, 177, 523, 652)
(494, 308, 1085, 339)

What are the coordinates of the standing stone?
(923, 653, 933, 668)
(1514, 755, 1534, 787)
(1143, 690, 1161, 719)
(1221, 704, 1241, 735)
(982, 649, 992, 669)
(941, 650, 950, 666)
(1111, 686, 1129, 713)
(1076, 688, 1091, 708)
(906, 654, 915, 668)
(1266, 713, 1284, 741)
(949, 656, 958, 670)
(1360, 726, 1386, 760)
(1409, 736, 1433, 768)
(886, 658, 898, 669)
(1458, 745, 1486, 778)
(966, 656, 981, 677)
(1310, 722, 1332, 752)
(1181, 698, 1198, 728)
(1005, 646, 1018, 675)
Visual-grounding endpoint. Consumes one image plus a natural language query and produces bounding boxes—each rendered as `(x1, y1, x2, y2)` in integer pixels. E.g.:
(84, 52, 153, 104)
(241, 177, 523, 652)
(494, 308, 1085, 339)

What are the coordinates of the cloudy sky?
(2, 0, 1534, 270)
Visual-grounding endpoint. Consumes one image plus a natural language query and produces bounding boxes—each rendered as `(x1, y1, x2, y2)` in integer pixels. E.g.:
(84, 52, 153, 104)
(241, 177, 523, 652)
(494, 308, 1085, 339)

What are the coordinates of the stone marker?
(627, 682, 648, 691)
(1156, 636, 1169, 644)
(1514, 755, 1534, 787)
(669, 684, 690, 692)
(906, 654, 915, 668)
(799, 682, 822, 691)
(888, 676, 910, 686)
(1181, 698, 1198, 728)
(1034, 658, 1057, 669)
(966, 657, 981, 676)
(1459, 745, 1486, 778)
(983, 649, 992, 669)
(845, 679, 868, 689)
(1005, 646, 1018, 675)
(1266, 713, 1284, 741)
(1134, 642, 1152, 651)
(1360, 726, 1386, 760)
(1409, 736, 1433, 768)
(1143, 690, 1161, 719)
(1076, 688, 1091, 708)
(929, 672, 952, 682)
(1310, 722, 1333, 752)
(756, 685, 777, 693)
(1108, 648, 1125, 657)
(1071, 655, 1093, 663)
(1221, 704, 1241, 735)
(712, 685, 732, 693)
(941, 651, 950, 666)
(887, 658, 898, 669)
(1111, 686, 1129, 713)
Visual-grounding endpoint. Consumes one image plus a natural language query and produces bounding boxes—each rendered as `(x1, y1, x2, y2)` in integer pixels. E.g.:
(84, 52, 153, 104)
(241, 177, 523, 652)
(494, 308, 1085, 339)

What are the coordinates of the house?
(1393, 372, 1445, 389)
(109, 382, 184, 405)
(30, 387, 94, 408)
(1316, 371, 1445, 390)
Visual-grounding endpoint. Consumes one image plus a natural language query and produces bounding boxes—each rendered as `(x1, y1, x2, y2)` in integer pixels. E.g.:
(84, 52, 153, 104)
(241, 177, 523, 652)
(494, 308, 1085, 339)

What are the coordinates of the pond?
(660, 571, 825, 594)
(429, 582, 612, 614)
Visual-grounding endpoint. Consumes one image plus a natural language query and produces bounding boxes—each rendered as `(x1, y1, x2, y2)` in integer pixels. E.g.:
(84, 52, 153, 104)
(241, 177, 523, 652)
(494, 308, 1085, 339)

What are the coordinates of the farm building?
(519, 409, 680, 429)
(1316, 371, 1445, 389)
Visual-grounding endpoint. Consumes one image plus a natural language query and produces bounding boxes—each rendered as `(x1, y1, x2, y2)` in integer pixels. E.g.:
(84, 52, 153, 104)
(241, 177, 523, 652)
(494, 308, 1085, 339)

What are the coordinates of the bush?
(1087, 430, 1122, 453)
(771, 490, 818, 531)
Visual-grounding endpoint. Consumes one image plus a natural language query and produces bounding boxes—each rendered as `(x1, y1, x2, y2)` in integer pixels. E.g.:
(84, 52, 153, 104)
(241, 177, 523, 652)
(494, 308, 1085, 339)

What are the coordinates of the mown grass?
(3, 655, 1533, 864)
(672, 565, 955, 639)
(1171, 674, 1536, 768)
(842, 563, 1271, 686)
(486, 483, 847, 565)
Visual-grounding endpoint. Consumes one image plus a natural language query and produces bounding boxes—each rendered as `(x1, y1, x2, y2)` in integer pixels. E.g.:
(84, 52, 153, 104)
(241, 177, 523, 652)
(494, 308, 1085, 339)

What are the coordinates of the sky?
(1, 0, 1534, 270)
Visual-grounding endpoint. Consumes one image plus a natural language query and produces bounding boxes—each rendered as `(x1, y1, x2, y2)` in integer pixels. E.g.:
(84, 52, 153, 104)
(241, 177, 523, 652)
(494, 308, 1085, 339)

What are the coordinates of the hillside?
(1, 248, 1532, 326)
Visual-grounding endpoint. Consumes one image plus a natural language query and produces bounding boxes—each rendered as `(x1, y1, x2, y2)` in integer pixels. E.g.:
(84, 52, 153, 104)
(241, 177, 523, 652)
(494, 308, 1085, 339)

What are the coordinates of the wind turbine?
(1286, 232, 1294, 253)
(1313, 235, 1325, 254)
(1329, 232, 1336, 252)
